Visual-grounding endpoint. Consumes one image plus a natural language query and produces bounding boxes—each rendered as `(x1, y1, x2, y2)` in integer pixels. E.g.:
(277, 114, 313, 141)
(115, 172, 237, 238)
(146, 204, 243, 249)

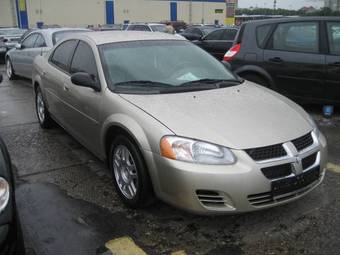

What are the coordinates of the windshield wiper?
(114, 80, 173, 87)
(180, 79, 242, 88)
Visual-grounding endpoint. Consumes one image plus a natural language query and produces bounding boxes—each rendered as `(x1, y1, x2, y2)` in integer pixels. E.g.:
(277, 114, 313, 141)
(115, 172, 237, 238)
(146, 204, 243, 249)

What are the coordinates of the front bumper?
(145, 132, 327, 215)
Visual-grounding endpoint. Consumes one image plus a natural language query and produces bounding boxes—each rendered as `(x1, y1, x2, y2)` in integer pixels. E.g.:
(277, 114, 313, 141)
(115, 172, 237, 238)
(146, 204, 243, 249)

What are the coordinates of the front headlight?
(160, 136, 236, 165)
(0, 177, 10, 213)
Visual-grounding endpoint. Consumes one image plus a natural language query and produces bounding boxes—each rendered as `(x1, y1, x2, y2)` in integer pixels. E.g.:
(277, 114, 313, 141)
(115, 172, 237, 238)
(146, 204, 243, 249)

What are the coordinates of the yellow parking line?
(171, 251, 188, 255)
(327, 163, 340, 174)
(105, 237, 147, 255)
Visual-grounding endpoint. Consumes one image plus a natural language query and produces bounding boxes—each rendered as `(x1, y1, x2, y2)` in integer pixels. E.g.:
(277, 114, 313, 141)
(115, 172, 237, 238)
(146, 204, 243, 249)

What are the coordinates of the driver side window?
(204, 30, 223, 40)
(22, 34, 38, 49)
(70, 41, 98, 81)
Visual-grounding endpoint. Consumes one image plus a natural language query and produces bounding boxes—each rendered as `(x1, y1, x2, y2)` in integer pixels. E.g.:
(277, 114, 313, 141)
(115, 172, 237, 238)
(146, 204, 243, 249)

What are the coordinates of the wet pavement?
(0, 65, 339, 255)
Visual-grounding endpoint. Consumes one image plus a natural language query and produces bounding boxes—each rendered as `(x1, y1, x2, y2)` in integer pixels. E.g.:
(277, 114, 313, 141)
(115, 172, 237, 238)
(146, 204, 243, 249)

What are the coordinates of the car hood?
(120, 82, 312, 150)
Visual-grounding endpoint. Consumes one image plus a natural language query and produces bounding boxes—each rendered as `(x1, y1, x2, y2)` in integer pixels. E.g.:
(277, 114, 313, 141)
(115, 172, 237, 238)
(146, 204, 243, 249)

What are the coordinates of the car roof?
(37, 27, 90, 36)
(76, 31, 185, 45)
(244, 16, 340, 26)
(128, 23, 165, 26)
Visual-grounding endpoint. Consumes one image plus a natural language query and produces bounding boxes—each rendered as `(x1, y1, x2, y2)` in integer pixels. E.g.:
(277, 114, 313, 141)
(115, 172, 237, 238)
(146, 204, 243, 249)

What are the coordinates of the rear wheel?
(109, 135, 155, 208)
(6, 58, 17, 80)
(35, 87, 53, 128)
(242, 73, 270, 88)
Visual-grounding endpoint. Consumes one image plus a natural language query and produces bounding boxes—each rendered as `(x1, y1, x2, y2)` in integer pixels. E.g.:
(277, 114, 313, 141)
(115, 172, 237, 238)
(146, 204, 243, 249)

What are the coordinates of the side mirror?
(15, 43, 22, 50)
(71, 72, 100, 92)
(0, 74, 3, 84)
(221, 61, 231, 70)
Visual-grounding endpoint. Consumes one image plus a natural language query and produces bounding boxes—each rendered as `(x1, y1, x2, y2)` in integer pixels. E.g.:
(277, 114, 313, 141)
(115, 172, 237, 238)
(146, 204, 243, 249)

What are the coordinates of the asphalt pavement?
(0, 65, 339, 255)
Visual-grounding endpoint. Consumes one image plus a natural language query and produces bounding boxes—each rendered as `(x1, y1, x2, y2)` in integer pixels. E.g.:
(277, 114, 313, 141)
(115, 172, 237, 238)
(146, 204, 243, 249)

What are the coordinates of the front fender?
(100, 113, 153, 157)
(234, 65, 276, 89)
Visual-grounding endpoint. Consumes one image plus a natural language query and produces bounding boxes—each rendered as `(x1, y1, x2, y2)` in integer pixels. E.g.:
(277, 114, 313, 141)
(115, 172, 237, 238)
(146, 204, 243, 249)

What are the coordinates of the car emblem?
(292, 156, 303, 175)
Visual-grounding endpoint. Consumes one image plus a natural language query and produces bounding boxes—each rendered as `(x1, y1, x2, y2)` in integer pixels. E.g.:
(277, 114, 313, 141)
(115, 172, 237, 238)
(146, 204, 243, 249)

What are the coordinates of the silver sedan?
(32, 32, 327, 215)
(6, 28, 90, 80)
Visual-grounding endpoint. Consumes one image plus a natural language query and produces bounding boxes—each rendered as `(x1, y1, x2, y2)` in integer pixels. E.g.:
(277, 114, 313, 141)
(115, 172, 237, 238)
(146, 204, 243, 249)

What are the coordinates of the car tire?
(242, 73, 270, 88)
(35, 87, 53, 129)
(6, 58, 18, 80)
(109, 135, 155, 208)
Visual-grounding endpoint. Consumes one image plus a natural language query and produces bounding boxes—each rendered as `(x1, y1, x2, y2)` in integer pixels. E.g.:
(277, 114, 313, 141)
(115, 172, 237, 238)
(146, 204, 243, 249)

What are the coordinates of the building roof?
(81, 31, 185, 45)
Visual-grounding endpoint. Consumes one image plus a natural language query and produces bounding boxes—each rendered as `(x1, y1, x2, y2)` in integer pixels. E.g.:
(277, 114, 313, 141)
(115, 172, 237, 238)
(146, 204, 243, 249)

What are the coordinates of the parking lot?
(0, 63, 339, 255)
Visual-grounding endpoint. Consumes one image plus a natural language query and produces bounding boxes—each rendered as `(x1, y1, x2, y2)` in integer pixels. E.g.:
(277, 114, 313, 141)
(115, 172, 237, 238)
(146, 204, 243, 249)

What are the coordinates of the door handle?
(41, 71, 47, 76)
(63, 84, 69, 91)
(269, 57, 283, 63)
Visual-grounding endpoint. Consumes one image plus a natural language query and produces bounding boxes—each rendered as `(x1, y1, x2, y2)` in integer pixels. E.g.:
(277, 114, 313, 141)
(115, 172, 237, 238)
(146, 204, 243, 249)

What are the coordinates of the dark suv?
(225, 17, 340, 104)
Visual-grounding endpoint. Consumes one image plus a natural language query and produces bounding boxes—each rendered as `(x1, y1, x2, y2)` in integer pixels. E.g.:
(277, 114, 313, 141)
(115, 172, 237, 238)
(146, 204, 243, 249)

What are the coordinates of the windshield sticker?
(177, 72, 199, 81)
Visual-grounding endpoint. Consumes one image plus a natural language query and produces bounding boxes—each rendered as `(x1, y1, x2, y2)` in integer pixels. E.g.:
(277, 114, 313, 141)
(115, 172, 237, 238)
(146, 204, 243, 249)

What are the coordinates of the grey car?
(32, 32, 327, 215)
(0, 28, 26, 60)
(5, 28, 90, 80)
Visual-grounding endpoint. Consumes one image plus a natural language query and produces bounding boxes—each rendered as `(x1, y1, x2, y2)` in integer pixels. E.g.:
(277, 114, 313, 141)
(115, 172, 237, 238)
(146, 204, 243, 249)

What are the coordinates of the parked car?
(126, 23, 168, 33)
(6, 28, 90, 80)
(32, 31, 327, 215)
(193, 27, 238, 60)
(0, 28, 26, 62)
(92, 24, 123, 31)
(0, 75, 25, 254)
(180, 25, 217, 41)
(224, 17, 340, 104)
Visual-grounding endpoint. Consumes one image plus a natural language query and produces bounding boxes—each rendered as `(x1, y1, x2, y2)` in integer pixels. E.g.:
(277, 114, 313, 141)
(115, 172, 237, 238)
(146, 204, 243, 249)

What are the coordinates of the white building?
(325, 0, 340, 11)
(0, 0, 228, 28)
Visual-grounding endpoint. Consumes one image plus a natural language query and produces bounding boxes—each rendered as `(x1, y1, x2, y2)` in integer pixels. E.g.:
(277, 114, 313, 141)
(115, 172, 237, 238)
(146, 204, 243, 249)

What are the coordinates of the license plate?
(272, 167, 320, 196)
(0, 48, 6, 52)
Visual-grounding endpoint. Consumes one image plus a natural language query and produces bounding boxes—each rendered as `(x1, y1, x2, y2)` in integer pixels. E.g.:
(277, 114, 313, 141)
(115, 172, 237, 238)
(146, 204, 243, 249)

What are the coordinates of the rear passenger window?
(272, 22, 319, 53)
(204, 30, 223, 40)
(221, 29, 237, 41)
(50, 40, 78, 72)
(327, 22, 340, 55)
(256, 24, 272, 48)
(70, 41, 98, 79)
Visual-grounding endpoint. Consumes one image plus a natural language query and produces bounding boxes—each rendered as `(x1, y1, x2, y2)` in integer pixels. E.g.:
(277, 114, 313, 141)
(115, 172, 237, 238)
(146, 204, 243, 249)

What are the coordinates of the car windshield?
(151, 25, 167, 32)
(52, 30, 89, 45)
(99, 40, 239, 94)
(0, 28, 25, 36)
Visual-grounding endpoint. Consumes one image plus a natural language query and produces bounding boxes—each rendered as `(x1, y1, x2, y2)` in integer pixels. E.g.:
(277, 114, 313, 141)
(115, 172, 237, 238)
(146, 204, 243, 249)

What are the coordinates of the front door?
(263, 21, 326, 101)
(61, 41, 102, 152)
(325, 21, 340, 103)
(12, 33, 38, 76)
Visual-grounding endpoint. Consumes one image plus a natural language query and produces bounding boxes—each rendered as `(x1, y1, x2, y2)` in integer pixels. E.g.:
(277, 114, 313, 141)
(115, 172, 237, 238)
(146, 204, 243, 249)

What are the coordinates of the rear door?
(44, 40, 78, 125)
(198, 29, 225, 60)
(263, 21, 326, 100)
(325, 21, 340, 102)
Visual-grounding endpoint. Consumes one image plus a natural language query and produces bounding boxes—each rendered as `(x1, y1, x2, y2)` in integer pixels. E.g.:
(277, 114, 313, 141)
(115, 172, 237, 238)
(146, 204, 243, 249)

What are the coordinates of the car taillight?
(223, 43, 241, 62)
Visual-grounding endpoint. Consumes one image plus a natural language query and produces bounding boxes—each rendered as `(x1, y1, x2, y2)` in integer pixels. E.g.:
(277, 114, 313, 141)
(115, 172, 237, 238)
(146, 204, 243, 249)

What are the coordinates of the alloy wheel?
(36, 91, 45, 123)
(113, 145, 139, 199)
(6, 59, 12, 79)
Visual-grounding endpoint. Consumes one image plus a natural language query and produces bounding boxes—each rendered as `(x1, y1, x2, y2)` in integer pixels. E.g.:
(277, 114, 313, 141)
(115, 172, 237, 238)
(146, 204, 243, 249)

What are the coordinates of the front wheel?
(35, 87, 53, 128)
(109, 135, 155, 208)
(6, 58, 17, 80)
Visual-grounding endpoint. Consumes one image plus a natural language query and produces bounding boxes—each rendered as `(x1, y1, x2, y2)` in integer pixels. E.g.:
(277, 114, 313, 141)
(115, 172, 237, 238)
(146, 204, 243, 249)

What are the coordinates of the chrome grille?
(246, 144, 286, 161)
(292, 133, 313, 151)
(261, 164, 292, 179)
(302, 153, 317, 169)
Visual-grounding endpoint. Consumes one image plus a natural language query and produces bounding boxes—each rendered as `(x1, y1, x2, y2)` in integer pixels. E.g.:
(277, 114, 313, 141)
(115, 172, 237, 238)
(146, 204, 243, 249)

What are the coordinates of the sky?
(238, 0, 325, 10)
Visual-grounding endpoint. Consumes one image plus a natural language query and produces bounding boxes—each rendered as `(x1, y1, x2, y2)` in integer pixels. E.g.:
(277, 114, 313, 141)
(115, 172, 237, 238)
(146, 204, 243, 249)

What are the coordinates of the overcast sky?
(238, 0, 325, 10)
